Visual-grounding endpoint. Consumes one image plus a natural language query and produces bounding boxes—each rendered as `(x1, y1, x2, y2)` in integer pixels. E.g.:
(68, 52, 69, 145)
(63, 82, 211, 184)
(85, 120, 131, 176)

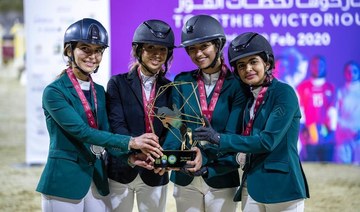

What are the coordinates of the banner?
(110, 0, 360, 164)
(111, 0, 360, 84)
(23, 0, 360, 165)
(24, 0, 110, 165)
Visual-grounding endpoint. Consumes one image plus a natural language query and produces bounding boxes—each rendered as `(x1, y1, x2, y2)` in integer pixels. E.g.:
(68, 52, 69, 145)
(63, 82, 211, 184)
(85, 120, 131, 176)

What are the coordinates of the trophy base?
(154, 150, 196, 168)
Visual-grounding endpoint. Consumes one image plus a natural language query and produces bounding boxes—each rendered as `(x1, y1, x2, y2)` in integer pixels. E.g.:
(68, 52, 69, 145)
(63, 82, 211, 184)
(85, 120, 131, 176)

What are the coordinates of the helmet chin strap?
(201, 39, 222, 71)
(138, 61, 161, 86)
(71, 57, 99, 77)
(249, 70, 273, 89)
(135, 44, 162, 77)
(202, 50, 220, 71)
(69, 45, 99, 78)
(139, 60, 161, 77)
(137, 55, 162, 78)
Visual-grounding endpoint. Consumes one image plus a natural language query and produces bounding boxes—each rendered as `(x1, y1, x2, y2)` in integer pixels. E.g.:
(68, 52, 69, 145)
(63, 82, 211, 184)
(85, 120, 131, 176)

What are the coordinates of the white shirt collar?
(201, 71, 220, 97)
(77, 79, 90, 90)
(202, 71, 220, 86)
(140, 71, 156, 91)
(251, 86, 262, 99)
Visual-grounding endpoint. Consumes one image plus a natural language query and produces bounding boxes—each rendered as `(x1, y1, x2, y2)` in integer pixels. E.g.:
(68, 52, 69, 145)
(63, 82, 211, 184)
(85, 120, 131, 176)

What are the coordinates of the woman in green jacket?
(194, 32, 310, 212)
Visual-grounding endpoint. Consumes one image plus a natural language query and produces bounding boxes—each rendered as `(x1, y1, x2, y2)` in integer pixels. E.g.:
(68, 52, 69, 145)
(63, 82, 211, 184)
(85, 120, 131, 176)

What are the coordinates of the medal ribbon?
(242, 86, 268, 136)
(238, 85, 269, 169)
(67, 68, 104, 158)
(66, 68, 98, 129)
(138, 68, 157, 133)
(197, 64, 227, 123)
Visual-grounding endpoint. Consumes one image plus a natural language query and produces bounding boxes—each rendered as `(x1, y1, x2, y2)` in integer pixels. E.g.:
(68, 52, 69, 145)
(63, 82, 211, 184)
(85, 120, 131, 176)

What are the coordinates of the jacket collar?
(246, 78, 279, 114)
(126, 67, 143, 105)
(191, 67, 235, 94)
(126, 66, 170, 106)
(62, 71, 80, 98)
(62, 72, 97, 110)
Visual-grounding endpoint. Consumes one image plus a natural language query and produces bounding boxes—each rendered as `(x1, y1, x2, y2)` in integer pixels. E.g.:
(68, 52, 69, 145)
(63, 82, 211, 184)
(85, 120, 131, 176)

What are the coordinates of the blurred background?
(0, 0, 24, 78)
(0, 0, 359, 211)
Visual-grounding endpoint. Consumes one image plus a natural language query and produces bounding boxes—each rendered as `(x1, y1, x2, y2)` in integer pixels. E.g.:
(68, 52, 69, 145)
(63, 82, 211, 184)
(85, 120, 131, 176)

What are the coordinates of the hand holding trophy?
(193, 116, 220, 146)
(128, 133, 163, 158)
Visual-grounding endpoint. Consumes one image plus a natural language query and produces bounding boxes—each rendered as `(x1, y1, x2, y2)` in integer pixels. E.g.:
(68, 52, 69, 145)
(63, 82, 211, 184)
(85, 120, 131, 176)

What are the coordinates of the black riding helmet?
(64, 18, 109, 48)
(133, 20, 175, 48)
(181, 15, 226, 49)
(63, 18, 109, 74)
(228, 32, 274, 71)
(181, 15, 226, 69)
(132, 20, 175, 74)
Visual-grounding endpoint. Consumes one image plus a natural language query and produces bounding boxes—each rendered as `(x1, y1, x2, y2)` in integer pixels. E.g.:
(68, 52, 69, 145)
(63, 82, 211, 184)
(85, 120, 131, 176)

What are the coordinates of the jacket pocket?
(49, 149, 78, 162)
(264, 161, 289, 173)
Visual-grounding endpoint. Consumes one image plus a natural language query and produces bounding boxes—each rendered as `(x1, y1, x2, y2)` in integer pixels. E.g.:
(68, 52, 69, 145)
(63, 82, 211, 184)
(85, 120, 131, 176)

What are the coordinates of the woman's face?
(236, 55, 269, 86)
(141, 44, 168, 76)
(72, 42, 105, 75)
(186, 42, 218, 72)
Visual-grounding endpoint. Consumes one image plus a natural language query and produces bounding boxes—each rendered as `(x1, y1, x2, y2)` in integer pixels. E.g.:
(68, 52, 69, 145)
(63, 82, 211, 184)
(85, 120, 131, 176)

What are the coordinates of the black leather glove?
(193, 166, 208, 177)
(193, 117, 220, 145)
(180, 165, 208, 177)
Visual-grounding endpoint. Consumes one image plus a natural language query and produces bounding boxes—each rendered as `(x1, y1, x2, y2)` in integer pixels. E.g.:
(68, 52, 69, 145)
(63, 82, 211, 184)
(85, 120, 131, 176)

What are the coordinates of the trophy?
(147, 82, 205, 168)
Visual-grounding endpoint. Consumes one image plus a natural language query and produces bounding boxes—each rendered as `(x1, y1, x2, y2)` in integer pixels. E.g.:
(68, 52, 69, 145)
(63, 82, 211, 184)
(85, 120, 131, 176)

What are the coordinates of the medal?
(90, 145, 105, 159)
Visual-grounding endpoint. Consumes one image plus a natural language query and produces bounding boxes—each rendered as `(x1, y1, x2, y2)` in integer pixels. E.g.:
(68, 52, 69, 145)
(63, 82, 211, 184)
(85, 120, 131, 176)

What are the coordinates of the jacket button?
(89, 162, 94, 166)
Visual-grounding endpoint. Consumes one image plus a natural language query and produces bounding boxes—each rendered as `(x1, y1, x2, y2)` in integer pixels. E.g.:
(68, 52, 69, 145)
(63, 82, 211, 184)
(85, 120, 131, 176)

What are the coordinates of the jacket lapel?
(62, 72, 79, 99)
(257, 79, 277, 114)
(62, 73, 96, 110)
(190, 70, 203, 116)
(154, 75, 170, 104)
(61, 73, 94, 157)
(246, 79, 277, 126)
(126, 68, 143, 107)
(219, 68, 234, 94)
